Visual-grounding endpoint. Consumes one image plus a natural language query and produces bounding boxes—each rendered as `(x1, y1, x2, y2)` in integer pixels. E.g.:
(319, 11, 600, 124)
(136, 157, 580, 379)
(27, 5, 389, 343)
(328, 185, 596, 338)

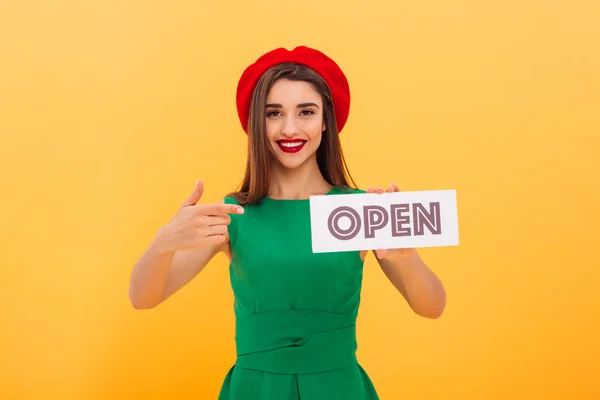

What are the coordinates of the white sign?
(309, 190, 459, 253)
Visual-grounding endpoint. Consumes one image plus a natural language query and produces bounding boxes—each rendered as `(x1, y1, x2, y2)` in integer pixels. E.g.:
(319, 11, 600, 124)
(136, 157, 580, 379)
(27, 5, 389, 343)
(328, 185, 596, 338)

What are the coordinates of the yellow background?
(1, 1, 599, 399)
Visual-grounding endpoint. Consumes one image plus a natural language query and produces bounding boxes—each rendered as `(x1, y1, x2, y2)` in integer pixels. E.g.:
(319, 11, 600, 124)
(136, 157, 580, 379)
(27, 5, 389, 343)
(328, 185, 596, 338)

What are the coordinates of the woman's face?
(264, 78, 325, 170)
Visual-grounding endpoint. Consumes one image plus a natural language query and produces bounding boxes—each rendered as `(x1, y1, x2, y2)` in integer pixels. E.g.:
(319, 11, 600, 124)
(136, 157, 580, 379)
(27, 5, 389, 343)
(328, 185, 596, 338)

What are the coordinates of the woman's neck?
(268, 158, 332, 200)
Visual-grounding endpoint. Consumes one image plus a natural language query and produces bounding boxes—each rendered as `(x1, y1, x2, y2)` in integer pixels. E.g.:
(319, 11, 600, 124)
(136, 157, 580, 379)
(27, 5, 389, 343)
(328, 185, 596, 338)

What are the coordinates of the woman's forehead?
(267, 79, 321, 104)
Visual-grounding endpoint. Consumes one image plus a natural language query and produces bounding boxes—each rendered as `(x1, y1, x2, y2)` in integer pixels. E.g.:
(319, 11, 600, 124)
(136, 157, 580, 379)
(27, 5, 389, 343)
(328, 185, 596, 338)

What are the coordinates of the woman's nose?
(281, 115, 299, 135)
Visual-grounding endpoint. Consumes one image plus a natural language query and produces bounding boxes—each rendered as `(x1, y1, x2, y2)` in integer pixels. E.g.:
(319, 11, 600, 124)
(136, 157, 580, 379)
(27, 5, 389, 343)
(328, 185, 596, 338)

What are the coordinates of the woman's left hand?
(361, 183, 418, 261)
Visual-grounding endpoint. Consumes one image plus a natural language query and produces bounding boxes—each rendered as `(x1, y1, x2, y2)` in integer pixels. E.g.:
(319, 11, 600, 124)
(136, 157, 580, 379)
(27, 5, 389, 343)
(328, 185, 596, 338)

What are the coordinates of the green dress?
(218, 186, 379, 400)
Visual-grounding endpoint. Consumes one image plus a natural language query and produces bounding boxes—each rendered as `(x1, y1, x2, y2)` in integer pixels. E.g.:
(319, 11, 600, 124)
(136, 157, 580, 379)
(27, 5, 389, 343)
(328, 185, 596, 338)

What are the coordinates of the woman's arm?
(128, 180, 239, 309)
(375, 249, 446, 319)
(361, 183, 446, 319)
(128, 229, 230, 310)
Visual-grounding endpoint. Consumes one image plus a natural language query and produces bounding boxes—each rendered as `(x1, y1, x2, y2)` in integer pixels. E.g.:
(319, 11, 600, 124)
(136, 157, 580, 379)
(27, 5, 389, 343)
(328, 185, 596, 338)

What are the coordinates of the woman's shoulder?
(223, 195, 240, 205)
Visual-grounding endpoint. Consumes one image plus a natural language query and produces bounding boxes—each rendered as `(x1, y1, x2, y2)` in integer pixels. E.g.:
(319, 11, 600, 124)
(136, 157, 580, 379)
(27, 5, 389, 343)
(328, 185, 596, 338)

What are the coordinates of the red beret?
(236, 46, 351, 134)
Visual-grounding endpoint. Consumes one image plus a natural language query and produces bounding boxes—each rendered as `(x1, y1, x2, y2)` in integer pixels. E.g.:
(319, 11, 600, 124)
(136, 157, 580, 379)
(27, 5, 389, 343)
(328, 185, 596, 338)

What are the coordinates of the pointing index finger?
(201, 203, 244, 216)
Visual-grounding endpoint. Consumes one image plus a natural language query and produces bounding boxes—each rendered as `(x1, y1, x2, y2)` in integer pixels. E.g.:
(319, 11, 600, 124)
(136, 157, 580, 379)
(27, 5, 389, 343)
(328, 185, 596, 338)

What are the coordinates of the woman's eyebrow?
(297, 102, 319, 108)
(265, 102, 320, 108)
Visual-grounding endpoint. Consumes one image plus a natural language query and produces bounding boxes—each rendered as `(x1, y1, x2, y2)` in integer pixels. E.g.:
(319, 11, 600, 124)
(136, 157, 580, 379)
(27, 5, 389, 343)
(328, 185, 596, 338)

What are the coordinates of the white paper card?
(309, 190, 459, 253)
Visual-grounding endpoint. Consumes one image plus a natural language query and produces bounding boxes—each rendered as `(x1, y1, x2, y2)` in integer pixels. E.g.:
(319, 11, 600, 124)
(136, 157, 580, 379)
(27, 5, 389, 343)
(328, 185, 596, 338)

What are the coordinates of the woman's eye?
(266, 110, 314, 117)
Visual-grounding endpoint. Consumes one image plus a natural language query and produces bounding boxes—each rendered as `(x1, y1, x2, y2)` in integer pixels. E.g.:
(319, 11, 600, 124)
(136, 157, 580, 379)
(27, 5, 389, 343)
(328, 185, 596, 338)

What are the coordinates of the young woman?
(129, 46, 447, 399)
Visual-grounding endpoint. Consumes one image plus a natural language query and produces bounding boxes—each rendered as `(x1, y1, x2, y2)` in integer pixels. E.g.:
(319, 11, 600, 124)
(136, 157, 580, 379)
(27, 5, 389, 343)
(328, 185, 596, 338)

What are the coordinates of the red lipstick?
(277, 139, 306, 154)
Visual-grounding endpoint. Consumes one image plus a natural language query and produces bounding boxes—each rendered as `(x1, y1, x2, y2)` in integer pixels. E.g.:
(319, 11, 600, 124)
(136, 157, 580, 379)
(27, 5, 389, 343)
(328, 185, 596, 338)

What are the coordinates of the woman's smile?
(276, 139, 307, 153)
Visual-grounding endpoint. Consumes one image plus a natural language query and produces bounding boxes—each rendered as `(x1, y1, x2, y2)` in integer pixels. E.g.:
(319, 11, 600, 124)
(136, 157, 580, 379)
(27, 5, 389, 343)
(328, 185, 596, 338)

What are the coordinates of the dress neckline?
(263, 186, 340, 202)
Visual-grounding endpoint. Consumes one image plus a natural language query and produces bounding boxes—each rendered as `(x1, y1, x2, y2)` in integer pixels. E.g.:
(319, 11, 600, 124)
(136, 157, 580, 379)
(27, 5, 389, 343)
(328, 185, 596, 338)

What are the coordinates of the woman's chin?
(274, 151, 317, 170)
(269, 144, 317, 170)
(274, 157, 304, 170)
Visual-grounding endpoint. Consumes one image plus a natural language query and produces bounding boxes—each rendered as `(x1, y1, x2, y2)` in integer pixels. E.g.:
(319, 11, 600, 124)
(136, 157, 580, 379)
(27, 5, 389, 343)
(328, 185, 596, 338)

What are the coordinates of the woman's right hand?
(155, 179, 244, 254)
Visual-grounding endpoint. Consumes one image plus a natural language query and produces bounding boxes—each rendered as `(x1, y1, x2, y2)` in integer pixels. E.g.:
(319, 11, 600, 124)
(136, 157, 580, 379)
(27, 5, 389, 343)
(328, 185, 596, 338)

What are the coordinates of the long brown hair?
(227, 62, 358, 205)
